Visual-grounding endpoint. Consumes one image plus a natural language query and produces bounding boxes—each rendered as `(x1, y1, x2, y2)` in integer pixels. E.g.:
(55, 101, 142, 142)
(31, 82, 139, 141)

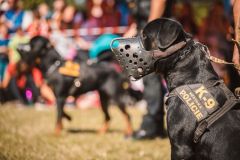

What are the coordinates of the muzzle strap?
(153, 41, 187, 58)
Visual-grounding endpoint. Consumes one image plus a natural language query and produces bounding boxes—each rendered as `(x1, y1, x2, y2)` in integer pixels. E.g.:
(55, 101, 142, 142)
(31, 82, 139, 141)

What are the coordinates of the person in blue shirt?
(2, 0, 24, 33)
(0, 23, 9, 82)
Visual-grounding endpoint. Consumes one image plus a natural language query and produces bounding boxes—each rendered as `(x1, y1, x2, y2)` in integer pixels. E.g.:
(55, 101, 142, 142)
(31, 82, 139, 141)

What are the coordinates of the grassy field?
(0, 103, 170, 160)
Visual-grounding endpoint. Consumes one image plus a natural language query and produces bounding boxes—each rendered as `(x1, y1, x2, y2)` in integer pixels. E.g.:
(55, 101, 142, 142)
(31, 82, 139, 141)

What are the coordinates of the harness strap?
(194, 81, 240, 143)
(219, 81, 237, 99)
(193, 98, 239, 143)
(68, 65, 86, 96)
(153, 41, 188, 58)
(46, 60, 61, 76)
(167, 80, 240, 143)
(68, 78, 82, 96)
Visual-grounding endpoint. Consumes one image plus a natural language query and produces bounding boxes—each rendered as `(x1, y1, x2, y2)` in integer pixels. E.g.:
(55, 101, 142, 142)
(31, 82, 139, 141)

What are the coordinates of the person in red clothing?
(1, 60, 43, 104)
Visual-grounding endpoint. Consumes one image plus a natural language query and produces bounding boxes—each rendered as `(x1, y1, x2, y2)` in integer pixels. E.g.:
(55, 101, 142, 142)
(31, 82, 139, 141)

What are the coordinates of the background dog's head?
(17, 36, 52, 65)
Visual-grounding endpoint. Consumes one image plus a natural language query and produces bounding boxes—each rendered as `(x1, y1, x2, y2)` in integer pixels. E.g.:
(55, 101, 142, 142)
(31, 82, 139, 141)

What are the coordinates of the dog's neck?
(39, 48, 63, 74)
(159, 43, 219, 92)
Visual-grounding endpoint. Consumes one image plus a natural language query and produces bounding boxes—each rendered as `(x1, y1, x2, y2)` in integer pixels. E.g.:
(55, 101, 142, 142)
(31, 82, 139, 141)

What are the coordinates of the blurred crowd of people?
(0, 0, 239, 106)
(174, 1, 240, 91)
(0, 0, 130, 106)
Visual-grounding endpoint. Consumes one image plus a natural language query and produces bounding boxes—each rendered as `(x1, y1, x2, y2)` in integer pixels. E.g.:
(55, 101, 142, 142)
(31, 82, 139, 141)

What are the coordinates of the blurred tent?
(89, 34, 119, 59)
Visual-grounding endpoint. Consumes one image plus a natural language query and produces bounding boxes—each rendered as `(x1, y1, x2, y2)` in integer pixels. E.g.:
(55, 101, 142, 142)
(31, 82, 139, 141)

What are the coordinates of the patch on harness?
(176, 84, 219, 121)
(58, 61, 80, 77)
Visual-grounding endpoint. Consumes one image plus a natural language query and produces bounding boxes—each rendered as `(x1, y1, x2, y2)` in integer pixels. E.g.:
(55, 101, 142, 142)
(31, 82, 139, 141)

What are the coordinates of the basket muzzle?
(111, 36, 157, 80)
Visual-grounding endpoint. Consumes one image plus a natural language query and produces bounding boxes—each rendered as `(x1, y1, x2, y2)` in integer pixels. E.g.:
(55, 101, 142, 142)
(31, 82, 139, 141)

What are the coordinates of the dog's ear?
(142, 18, 190, 51)
(156, 19, 183, 50)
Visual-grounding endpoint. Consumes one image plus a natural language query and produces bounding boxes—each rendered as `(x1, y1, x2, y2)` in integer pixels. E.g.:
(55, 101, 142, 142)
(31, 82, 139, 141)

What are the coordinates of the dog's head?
(111, 18, 191, 80)
(17, 36, 52, 65)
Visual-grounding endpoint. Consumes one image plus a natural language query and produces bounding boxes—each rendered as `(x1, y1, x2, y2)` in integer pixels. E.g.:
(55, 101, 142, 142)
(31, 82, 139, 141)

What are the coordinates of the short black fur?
(135, 18, 240, 160)
(155, 35, 240, 160)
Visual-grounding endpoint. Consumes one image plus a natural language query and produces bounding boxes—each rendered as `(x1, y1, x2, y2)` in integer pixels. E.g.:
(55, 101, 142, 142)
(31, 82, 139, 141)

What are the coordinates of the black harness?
(168, 80, 240, 143)
(45, 59, 81, 96)
(46, 60, 62, 77)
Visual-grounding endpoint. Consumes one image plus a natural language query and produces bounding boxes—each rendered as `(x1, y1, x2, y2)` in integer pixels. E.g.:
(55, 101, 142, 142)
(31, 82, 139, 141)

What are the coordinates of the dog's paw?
(98, 122, 110, 134)
(55, 123, 63, 135)
(124, 125, 133, 137)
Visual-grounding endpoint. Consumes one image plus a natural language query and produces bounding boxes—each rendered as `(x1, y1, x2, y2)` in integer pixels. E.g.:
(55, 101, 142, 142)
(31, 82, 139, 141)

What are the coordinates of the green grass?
(0, 103, 170, 160)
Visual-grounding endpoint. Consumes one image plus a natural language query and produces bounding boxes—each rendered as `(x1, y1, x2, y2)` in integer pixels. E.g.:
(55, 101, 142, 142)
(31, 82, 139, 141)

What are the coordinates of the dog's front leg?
(98, 92, 111, 134)
(167, 99, 196, 160)
(118, 102, 133, 136)
(170, 143, 195, 160)
(55, 97, 66, 135)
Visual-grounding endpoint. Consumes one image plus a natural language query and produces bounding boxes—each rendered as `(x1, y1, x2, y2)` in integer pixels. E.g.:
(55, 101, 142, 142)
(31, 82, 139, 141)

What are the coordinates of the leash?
(201, 44, 240, 71)
(207, 55, 240, 71)
(199, 39, 240, 71)
(201, 40, 240, 97)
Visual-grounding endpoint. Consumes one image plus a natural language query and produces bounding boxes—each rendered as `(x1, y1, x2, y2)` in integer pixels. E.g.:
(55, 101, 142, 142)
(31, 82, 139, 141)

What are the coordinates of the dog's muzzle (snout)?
(110, 36, 187, 80)
(111, 36, 157, 80)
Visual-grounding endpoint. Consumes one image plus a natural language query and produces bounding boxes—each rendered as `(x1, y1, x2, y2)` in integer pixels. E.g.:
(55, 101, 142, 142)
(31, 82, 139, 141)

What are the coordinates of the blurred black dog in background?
(17, 36, 142, 135)
(112, 18, 240, 159)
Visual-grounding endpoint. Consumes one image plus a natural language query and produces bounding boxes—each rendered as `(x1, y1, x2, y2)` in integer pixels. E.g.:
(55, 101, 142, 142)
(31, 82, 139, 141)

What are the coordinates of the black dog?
(112, 18, 240, 159)
(17, 36, 136, 136)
